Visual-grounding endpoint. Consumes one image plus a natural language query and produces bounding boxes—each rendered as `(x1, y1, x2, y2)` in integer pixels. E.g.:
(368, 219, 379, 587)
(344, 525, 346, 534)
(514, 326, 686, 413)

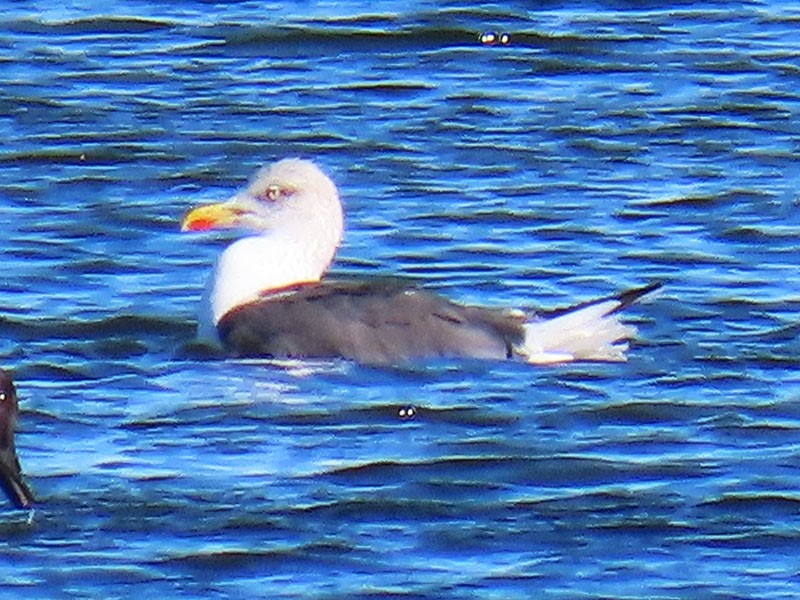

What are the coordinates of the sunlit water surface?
(2, 1, 800, 598)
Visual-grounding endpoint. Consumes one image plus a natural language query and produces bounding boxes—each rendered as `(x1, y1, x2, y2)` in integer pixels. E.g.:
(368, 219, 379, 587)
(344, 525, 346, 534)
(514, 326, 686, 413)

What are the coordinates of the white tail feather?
(519, 299, 636, 364)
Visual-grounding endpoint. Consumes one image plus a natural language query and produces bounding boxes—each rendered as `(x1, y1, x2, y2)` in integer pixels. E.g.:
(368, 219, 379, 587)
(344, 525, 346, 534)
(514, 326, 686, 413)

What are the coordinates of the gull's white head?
(182, 158, 343, 245)
(182, 158, 344, 337)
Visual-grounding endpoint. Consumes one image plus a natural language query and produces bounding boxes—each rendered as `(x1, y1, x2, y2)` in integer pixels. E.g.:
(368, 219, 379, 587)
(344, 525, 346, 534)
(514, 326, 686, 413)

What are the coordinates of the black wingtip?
(613, 281, 664, 313)
(540, 281, 664, 320)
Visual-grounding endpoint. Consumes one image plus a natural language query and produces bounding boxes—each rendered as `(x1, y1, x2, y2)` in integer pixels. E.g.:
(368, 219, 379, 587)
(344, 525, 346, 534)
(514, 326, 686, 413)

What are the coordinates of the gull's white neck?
(197, 230, 339, 342)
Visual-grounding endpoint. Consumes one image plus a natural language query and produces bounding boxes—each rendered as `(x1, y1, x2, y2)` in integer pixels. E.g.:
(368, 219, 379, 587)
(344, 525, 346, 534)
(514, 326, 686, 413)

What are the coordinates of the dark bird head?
(0, 369, 35, 509)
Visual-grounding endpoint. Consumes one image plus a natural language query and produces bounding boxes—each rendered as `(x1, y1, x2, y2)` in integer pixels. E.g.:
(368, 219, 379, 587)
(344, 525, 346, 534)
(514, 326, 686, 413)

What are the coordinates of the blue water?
(2, 1, 800, 598)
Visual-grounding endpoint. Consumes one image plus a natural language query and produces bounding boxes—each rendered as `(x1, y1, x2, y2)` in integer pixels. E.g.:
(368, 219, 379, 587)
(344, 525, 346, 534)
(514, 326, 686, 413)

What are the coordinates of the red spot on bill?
(184, 217, 215, 232)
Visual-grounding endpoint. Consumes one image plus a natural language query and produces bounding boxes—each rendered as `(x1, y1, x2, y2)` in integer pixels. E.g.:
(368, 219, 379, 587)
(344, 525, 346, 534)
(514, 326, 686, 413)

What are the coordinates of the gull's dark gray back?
(218, 281, 526, 365)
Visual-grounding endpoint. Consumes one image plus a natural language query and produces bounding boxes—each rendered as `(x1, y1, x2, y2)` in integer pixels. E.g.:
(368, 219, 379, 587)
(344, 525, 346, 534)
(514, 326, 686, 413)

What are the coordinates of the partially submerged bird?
(181, 158, 659, 365)
(0, 369, 35, 509)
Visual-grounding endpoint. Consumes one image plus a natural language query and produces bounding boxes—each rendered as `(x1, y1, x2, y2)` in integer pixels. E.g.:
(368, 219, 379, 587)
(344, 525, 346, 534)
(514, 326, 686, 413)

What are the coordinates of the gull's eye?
(262, 184, 292, 203)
